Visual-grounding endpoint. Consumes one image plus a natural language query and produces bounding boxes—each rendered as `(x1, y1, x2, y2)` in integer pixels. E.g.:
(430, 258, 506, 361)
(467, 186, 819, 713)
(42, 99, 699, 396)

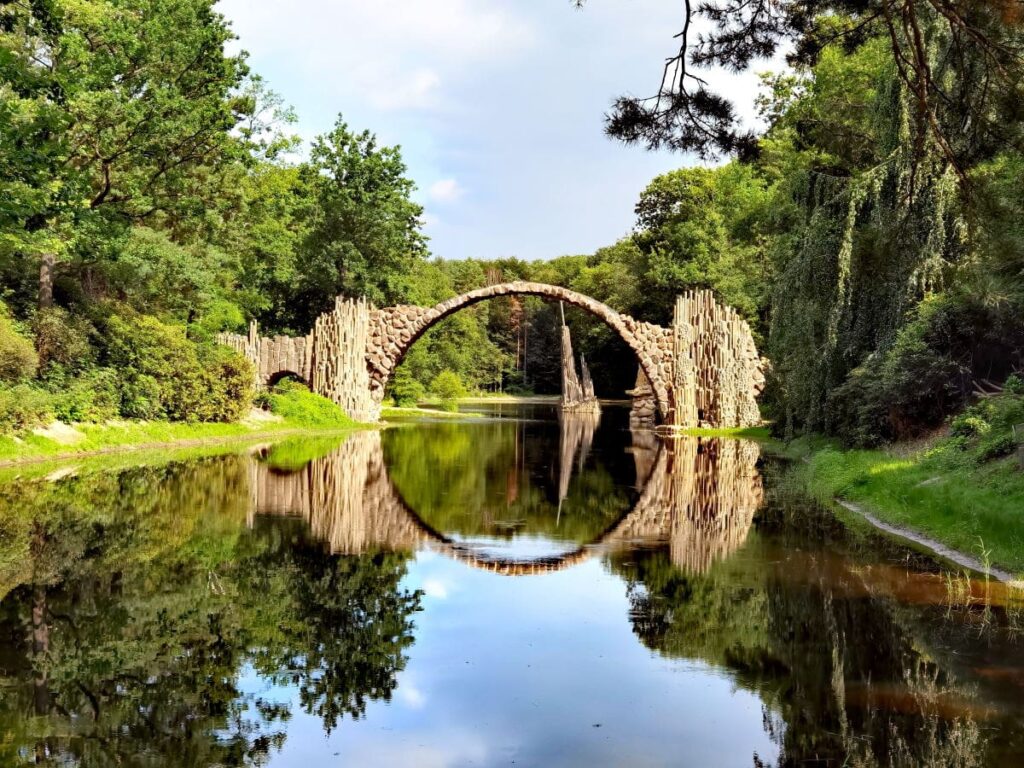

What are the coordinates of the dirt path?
(836, 499, 1022, 586)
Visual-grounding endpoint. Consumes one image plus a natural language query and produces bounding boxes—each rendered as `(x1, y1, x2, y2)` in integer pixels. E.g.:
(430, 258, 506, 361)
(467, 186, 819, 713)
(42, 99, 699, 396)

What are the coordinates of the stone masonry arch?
(366, 281, 673, 422)
(219, 281, 765, 427)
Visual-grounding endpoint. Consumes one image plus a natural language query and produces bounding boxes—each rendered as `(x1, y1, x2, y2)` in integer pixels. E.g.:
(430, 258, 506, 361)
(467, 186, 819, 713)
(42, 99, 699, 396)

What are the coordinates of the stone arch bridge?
(219, 282, 765, 428)
(247, 429, 763, 576)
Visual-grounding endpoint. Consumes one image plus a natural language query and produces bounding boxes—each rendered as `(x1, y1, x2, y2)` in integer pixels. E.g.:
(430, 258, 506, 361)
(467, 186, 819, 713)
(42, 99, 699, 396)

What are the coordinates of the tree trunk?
(38, 253, 55, 310)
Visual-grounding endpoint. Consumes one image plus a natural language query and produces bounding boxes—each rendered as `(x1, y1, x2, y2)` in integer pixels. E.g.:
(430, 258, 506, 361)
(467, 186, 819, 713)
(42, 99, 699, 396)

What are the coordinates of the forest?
(1, 0, 1022, 448)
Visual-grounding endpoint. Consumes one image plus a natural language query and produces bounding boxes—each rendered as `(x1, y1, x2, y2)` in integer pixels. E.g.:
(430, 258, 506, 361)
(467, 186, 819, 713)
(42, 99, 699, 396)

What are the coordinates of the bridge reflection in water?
(248, 422, 763, 576)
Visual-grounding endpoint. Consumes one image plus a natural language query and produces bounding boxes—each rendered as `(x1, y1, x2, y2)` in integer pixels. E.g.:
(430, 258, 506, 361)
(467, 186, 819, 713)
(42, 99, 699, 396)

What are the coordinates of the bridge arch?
(220, 281, 765, 428)
(366, 281, 674, 421)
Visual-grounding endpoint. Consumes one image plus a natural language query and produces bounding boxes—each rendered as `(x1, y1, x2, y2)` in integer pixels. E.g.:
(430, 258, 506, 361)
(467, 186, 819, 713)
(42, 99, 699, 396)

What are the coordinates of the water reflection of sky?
(243, 551, 778, 767)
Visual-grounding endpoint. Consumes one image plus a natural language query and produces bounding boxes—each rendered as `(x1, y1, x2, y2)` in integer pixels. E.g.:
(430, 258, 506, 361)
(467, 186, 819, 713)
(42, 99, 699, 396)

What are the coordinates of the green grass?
(381, 405, 484, 420)
(677, 425, 773, 440)
(791, 394, 1024, 573)
(265, 383, 359, 428)
(0, 385, 361, 466)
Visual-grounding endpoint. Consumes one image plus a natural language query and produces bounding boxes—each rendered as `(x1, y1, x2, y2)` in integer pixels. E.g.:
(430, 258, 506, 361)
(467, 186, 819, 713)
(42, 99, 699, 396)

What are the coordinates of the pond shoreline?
(835, 498, 1021, 585)
(0, 421, 366, 470)
(789, 432, 1024, 577)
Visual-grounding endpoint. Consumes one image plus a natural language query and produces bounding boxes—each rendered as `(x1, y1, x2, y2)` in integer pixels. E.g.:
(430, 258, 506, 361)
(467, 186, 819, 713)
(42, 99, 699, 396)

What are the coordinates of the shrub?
(978, 433, 1018, 462)
(950, 414, 991, 438)
(389, 366, 425, 408)
(0, 311, 38, 383)
(0, 384, 52, 434)
(1005, 374, 1024, 395)
(50, 368, 120, 423)
(430, 369, 466, 412)
(33, 307, 96, 375)
(105, 311, 252, 422)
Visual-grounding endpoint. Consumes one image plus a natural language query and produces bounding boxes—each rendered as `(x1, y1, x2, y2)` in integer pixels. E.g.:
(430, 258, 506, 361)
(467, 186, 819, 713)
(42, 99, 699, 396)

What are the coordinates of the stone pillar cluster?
(670, 289, 765, 429)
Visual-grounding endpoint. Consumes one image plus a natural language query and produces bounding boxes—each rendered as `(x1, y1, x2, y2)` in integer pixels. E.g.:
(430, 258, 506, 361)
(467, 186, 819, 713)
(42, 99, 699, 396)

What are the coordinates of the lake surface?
(2, 402, 1024, 766)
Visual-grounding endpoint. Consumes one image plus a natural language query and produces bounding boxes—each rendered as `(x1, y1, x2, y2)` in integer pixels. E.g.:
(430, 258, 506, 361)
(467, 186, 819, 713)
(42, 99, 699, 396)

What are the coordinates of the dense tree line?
(1, 0, 1021, 444)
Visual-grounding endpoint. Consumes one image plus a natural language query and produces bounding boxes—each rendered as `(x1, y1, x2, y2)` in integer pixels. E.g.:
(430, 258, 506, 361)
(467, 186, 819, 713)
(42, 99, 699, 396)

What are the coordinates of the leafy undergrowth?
(792, 392, 1024, 573)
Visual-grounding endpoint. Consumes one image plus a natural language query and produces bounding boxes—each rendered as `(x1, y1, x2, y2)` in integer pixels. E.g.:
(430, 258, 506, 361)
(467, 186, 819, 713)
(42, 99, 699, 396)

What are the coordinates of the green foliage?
(33, 306, 96, 375)
(0, 310, 37, 383)
(633, 163, 772, 328)
(388, 366, 426, 408)
(0, 384, 52, 434)
(105, 312, 252, 422)
(294, 117, 427, 326)
(1005, 374, 1024, 396)
(267, 380, 355, 427)
(950, 414, 991, 439)
(430, 370, 467, 412)
(978, 433, 1018, 462)
(50, 368, 120, 424)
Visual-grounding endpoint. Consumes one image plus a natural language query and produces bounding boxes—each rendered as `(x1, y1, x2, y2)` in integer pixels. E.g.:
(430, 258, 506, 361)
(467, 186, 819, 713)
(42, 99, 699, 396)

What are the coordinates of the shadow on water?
(0, 403, 1022, 765)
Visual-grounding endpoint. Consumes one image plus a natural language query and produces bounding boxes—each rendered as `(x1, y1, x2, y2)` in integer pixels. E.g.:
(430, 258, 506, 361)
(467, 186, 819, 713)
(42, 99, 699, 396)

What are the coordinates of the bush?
(105, 311, 252, 422)
(950, 414, 991, 438)
(0, 384, 52, 434)
(821, 293, 1024, 446)
(978, 433, 1018, 462)
(33, 307, 96, 375)
(0, 311, 38, 383)
(267, 379, 354, 427)
(1005, 374, 1024, 395)
(389, 366, 425, 408)
(50, 368, 120, 423)
(430, 369, 466, 412)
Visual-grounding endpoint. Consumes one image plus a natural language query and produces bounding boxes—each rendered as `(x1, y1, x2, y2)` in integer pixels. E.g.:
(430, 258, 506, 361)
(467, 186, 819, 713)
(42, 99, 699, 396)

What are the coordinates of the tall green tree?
(0, 0, 249, 309)
(294, 117, 427, 327)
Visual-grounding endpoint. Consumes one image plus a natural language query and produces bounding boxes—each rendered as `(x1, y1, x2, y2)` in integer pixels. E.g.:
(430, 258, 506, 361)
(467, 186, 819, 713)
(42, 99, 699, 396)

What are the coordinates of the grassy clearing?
(0, 384, 361, 466)
(262, 381, 359, 428)
(790, 393, 1024, 573)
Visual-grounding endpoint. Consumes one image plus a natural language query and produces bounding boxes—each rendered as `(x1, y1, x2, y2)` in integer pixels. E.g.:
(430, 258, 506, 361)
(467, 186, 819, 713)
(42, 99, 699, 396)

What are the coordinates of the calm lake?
(2, 402, 1024, 766)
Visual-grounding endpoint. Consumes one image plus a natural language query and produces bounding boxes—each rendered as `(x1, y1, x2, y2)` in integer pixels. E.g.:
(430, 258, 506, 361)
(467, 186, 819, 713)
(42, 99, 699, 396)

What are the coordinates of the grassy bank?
(0, 383, 362, 466)
(790, 392, 1024, 574)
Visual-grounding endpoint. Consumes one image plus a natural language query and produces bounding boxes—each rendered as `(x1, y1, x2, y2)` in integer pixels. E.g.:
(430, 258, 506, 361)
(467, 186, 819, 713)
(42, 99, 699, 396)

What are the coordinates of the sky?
(216, 0, 768, 262)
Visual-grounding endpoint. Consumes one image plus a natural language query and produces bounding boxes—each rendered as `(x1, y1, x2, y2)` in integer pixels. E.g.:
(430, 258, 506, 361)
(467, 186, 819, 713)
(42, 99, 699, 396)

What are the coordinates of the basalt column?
(312, 297, 375, 422)
(669, 290, 765, 429)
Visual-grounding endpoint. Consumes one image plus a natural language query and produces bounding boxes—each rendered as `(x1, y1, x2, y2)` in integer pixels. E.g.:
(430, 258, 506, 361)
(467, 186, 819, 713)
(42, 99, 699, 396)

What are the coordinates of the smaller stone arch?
(266, 369, 308, 388)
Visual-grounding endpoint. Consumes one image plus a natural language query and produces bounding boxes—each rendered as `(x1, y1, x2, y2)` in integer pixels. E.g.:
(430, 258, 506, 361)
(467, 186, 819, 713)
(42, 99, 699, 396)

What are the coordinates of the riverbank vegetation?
(0, 381, 356, 465)
(787, 388, 1024, 572)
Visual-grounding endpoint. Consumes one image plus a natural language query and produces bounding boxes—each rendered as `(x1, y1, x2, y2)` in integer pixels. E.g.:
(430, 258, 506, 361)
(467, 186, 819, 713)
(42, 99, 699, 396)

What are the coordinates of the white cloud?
(422, 577, 449, 599)
(399, 683, 426, 709)
(219, 0, 535, 113)
(428, 178, 463, 204)
(368, 67, 441, 111)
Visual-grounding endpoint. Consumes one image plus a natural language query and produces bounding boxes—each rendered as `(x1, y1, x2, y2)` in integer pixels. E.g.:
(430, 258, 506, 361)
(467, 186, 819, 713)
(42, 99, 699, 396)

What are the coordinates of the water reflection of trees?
(610, 474, 993, 767)
(382, 417, 633, 544)
(0, 458, 421, 766)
